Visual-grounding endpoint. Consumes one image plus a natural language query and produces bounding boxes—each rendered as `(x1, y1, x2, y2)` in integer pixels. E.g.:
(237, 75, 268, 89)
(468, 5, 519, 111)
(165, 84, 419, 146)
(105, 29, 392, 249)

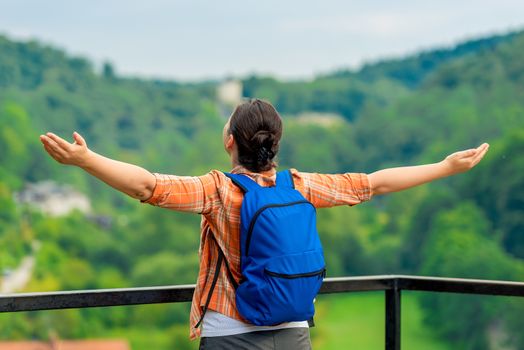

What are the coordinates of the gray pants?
(199, 328, 312, 350)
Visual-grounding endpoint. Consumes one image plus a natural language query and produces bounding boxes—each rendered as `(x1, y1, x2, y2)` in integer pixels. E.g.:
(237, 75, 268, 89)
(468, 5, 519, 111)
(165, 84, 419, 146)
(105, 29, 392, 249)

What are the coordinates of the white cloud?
(278, 6, 460, 39)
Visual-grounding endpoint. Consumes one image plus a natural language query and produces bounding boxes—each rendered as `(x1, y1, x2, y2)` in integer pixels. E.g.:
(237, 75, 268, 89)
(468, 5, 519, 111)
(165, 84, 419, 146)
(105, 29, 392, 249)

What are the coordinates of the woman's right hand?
(40, 131, 156, 200)
(40, 132, 90, 167)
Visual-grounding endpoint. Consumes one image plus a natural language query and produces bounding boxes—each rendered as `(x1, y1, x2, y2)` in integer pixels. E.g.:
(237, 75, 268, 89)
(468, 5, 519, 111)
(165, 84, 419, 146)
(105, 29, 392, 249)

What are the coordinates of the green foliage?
(333, 30, 520, 88)
(502, 300, 524, 348)
(419, 202, 524, 349)
(0, 102, 45, 186)
(395, 186, 459, 270)
(131, 252, 199, 286)
(243, 75, 410, 121)
(461, 131, 524, 257)
(0, 183, 32, 270)
(279, 119, 359, 172)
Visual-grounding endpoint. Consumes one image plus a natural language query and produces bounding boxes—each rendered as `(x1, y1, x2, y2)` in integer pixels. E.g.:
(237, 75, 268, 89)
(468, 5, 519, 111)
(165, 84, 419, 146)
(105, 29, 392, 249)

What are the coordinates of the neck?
(229, 148, 240, 168)
(231, 159, 240, 168)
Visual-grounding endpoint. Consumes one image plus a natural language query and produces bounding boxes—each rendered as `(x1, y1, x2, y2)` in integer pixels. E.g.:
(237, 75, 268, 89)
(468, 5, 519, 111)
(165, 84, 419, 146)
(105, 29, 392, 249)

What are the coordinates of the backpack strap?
(194, 247, 223, 329)
(194, 231, 239, 329)
(276, 169, 295, 189)
(224, 172, 261, 193)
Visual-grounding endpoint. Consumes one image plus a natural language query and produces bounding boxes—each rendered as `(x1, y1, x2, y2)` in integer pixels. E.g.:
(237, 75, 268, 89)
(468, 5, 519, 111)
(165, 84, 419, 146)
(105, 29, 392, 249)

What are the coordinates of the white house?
(14, 181, 91, 217)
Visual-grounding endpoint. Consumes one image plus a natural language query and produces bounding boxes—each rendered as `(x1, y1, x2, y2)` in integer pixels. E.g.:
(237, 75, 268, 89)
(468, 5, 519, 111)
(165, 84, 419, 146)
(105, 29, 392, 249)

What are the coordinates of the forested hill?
(1, 29, 523, 179)
(327, 30, 520, 86)
(1, 29, 524, 349)
(243, 30, 521, 119)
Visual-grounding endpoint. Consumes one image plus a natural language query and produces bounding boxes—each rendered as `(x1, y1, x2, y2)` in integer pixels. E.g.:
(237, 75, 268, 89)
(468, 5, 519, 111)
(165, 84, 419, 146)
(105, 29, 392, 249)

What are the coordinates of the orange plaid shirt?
(143, 166, 372, 339)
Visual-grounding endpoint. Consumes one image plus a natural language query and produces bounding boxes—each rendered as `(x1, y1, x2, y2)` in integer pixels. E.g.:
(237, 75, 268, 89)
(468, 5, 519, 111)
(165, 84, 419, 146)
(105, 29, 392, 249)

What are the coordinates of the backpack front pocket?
(260, 250, 325, 325)
(265, 267, 326, 279)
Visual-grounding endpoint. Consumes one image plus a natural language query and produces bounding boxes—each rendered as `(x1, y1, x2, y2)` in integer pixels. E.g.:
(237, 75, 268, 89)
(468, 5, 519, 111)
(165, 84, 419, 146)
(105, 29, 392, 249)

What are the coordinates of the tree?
(419, 202, 524, 349)
(461, 131, 524, 258)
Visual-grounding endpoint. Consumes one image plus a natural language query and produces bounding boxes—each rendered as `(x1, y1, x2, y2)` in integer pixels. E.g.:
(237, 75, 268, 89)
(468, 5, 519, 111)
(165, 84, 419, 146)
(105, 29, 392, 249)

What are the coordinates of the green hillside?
(1, 29, 524, 349)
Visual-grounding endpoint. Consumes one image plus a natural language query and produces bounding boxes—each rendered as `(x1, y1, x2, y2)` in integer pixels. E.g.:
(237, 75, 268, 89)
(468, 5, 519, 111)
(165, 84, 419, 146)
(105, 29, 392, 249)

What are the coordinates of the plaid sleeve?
(141, 172, 218, 214)
(292, 169, 373, 208)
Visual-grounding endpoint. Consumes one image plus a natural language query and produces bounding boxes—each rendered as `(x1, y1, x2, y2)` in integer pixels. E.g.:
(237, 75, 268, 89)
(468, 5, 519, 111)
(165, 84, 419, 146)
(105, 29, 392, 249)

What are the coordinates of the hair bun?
(251, 131, 276, 162)
(250, 130, 275, 148)
(256, 146, 275, 162)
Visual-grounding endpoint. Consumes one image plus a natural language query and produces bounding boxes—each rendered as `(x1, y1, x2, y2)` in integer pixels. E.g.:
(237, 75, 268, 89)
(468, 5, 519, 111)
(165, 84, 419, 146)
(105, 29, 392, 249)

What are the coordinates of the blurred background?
(1, 1, 523, 349)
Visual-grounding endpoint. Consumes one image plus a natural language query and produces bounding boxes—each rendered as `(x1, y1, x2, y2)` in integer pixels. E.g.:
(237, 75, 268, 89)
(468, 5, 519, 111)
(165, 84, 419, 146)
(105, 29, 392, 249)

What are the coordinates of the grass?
(311, 291, 450, 350)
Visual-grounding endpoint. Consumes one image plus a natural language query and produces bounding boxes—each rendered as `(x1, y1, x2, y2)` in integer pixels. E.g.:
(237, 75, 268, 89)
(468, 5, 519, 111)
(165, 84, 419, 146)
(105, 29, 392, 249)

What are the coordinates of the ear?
(225, 134, 235, 152)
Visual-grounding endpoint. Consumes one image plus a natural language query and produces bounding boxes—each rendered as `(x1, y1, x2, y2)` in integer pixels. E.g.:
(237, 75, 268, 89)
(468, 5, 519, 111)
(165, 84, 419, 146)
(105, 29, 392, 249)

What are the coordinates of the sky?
(1, 0, 524, 81)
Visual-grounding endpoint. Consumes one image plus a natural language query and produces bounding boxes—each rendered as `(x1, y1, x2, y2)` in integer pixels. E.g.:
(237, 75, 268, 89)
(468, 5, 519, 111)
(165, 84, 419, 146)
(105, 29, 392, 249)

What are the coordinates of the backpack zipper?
(264, 267, 326, 279)
(245, 200, 314, 256)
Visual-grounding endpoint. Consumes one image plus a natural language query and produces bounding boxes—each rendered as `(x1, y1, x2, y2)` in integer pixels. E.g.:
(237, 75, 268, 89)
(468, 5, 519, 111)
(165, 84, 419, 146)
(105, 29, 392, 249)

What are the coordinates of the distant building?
(217, 79, 243, 106)
(0, 340, 130, 350)
(14, 181, 91, 217)
(294, 112, 345, 127)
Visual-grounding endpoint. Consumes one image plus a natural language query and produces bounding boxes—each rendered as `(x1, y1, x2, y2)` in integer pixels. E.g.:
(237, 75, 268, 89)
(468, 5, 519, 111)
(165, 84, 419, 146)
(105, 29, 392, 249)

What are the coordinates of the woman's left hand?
(442, 143, 490, 174)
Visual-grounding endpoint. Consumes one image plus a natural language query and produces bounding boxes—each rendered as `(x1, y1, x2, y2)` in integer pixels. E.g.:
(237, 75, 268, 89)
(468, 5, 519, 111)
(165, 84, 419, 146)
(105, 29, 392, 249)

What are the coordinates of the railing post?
(385, 283, 401, 350)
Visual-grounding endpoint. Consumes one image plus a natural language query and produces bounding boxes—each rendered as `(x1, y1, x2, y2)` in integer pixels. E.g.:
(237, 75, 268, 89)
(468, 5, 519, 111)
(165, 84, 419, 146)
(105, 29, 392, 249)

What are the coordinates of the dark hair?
(228, 99, 283, 172)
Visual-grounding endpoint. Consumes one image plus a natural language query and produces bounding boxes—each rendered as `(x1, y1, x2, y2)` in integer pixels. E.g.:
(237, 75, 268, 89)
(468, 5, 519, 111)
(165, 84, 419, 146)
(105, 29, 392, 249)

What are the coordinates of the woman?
(40, 99, 489, 349)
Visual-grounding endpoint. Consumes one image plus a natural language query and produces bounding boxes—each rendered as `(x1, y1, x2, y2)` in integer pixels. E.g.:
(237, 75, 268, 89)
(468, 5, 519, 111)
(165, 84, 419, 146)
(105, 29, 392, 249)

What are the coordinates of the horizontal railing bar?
(2, 275, 524, 313)
(319, 275, 395, 294)
(396, 275, 524, 297)
(0, 284, 195, 313)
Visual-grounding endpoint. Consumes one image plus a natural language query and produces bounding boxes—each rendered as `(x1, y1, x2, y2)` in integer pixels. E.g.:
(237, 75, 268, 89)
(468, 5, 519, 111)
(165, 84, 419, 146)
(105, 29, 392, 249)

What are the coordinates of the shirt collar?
(230, 165, 277, 177)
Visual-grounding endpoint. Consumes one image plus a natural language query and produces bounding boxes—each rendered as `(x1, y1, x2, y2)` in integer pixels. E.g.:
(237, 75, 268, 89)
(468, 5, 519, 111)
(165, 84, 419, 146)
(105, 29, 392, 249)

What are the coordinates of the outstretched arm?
(368, 143, 489, 196)
(40, 132, 156, 201)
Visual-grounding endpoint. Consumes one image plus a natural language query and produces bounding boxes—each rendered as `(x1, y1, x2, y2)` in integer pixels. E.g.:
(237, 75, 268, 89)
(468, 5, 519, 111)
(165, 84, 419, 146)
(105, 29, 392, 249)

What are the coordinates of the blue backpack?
(221, 169, 326, 326)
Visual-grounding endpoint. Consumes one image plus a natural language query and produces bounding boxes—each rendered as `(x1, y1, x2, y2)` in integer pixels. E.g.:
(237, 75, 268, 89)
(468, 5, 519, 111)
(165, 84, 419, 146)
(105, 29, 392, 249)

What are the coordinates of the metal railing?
(2, 275, 524, 350)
